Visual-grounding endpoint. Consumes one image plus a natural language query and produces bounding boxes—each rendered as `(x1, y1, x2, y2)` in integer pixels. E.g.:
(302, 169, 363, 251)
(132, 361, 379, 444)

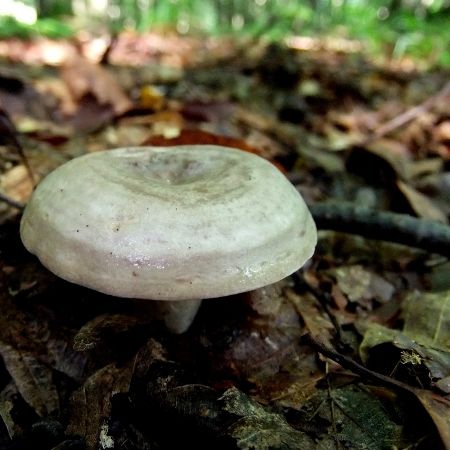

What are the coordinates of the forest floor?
(0, 31, 449, 450)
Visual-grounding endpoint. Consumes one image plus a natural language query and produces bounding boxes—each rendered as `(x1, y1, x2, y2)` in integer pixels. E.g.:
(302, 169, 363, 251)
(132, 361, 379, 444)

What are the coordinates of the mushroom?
(20, 145, 317, 333)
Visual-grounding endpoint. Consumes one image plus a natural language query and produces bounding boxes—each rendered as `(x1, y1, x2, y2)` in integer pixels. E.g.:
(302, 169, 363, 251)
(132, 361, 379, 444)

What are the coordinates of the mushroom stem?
(156, 299, 203, 334)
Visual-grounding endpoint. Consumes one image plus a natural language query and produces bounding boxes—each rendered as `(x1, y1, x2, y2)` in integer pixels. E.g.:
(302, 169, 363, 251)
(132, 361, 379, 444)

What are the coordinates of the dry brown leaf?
(61, 54, 132, 116)
(226, 329, 298, 379)
(397, 179, 447, 223)
(1, 164, 34, 203)
(285, 288, 335, 346)
(414, 390, 450, 449)
(263, 373, 323, 410)
(252, 350, 324, 410)
(365, 138, 411, 178)
(334, 265, 395, 304)
(34, 77, 78, 116)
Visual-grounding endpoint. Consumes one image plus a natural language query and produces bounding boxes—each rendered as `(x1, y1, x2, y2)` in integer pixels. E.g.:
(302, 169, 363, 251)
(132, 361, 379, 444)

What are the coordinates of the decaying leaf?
(224, 327, 299, 379)
(221, 387, 315, 450)
(66, 362, 133, 450)
(0, 342, 59, 417)
(322, 385, 402, 449)
(0, 382, 24, 439)
(402, 290, 450, 351)
(285, 288, 335, 346)
(73, 313, 149, 352)
(251, 349, 324, 410)
(334, 265, 395, 306)
(360, 323, 450, 388)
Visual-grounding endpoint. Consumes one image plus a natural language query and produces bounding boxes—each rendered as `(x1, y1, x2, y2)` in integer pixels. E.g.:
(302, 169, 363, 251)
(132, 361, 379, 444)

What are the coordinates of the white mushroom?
(20, 145, 317, 333)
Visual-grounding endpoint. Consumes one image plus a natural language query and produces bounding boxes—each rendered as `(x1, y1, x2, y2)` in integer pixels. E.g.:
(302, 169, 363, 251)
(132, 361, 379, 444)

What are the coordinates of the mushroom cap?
(20, 146, 316, 300)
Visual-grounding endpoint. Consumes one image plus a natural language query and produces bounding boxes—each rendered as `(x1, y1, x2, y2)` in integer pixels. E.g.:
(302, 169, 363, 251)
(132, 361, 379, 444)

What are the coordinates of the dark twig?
(100, 34, 118, 65)
(309, 202, 450, 257)
(0, 192, 25, 210)
(303, 333, 416, 394)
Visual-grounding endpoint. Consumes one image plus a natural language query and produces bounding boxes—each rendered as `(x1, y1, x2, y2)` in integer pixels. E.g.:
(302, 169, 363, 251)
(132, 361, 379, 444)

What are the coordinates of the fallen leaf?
(73, 313, 148, 352)
(359, 323, 450, 388)
(334, 265, 395, 304)
(327, 385, 402, 449)
(285, 288, 335, 346)
(1, 164, 34, 204)
(251, 349, 324, 410)
(66, 363, 133, 450)
(139, 85, 166, 111)
(0, 382, 24, 438)
(145, 127, 260, 154)
(397, 179, 447, 223)
(434, 120, 450, 143)
(402, 290, 450, 351)
(0, 342, 59, 417)
(365, 138, 411, 177)
(221, 387, 315, 450)
(61, 54, 132, 116)
(413, 389, 450, 449)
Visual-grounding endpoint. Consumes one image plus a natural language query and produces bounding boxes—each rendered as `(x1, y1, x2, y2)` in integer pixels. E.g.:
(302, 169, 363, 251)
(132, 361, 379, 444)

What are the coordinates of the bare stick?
(309, 202, 450, 257)
(303, 333, 415, 393)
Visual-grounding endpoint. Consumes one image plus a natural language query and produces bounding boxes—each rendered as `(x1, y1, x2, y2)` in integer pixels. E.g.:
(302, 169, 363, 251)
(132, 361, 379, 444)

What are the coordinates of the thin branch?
(309, 202, 450, 257)
(370, 81, 450, 141)
(303, 333, 415, 394)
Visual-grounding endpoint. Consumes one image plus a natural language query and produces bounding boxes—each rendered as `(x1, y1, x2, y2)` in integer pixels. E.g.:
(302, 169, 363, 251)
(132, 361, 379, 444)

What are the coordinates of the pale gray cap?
(20, 146, 316, 301)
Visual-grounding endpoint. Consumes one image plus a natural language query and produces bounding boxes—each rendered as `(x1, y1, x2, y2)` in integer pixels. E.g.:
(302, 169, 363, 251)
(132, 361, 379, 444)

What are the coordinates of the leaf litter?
(0, 31, 449, 449)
